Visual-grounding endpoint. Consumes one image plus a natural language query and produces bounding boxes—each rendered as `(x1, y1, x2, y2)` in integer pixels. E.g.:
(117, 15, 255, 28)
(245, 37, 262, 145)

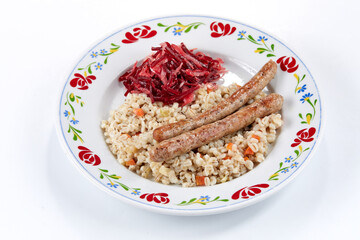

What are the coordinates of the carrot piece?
(223, 155, 231, 160)
(206, 83, 218, 93)
(252, 134, 261, 141)
(244, 146, 254, 155)
(133, 108, 145, 117)
(244, 157, 249, 161)
(125, 159, 136, 166)
(124, 134, 131, 138)
(196, 176, 206, 186)
(226, 143, 233, 151)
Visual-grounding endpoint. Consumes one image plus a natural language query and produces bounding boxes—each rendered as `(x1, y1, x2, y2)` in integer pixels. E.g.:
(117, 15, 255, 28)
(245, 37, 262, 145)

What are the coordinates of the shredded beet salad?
(118, 42, 227, 106)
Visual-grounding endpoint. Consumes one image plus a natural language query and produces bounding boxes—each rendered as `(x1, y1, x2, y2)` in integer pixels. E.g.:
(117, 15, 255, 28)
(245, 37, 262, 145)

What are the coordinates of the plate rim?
(55, 14, 324, 216)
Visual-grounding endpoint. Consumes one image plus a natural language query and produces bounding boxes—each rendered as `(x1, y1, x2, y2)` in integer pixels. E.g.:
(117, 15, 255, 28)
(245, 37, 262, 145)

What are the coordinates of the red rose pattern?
(276, 56, 299, 73)
(291, 127, 316, 147)
(210, 21, 236, 38)
(78, 146, 101, 166)
(231, 184, 269, 200)
(140, 193, 170, 204)
(70, 73, 96, 90)
(122, 25, 157, 44)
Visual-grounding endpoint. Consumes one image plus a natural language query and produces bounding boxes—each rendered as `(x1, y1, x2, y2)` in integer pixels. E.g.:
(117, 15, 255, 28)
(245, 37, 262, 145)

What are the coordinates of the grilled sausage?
(150, 93, 283, 162)
(153, 60, 277, 142)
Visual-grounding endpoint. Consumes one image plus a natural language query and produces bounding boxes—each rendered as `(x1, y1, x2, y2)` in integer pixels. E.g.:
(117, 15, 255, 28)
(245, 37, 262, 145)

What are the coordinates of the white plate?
(56, 15, 323, 216)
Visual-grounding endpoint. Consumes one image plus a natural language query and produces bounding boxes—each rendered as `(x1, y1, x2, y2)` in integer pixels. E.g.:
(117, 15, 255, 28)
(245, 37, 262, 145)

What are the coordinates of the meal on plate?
(101, 42, 283, 187)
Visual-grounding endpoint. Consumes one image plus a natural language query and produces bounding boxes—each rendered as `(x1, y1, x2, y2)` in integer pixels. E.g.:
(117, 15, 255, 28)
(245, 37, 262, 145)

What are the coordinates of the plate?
(56, 15, 323, 216)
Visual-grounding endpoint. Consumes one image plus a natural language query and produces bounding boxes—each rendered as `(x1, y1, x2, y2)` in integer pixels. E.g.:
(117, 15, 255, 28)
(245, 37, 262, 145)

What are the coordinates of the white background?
(1, 0, 360, 239)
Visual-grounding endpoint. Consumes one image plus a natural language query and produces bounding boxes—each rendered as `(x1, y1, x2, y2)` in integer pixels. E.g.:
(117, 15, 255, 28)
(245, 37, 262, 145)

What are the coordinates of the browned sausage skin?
(153, 60, 277, 142)
(150, 93, 283, 162)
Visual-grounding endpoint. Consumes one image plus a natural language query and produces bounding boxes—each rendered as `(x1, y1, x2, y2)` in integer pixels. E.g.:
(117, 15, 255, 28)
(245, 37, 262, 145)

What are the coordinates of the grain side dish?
(101, 83, 283, 187)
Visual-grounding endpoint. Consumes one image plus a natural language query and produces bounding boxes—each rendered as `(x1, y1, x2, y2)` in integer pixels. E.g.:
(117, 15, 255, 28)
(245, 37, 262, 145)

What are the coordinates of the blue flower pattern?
(90, 51, 98, 58)
(281, 168, 289, 174)
(100, 49, 107, 55)
(131, 190, 140, 195)
(95, 62, 103, 71)
(107, 183, 119, 188)
(284, 156, 293, 163)
(173, 27, 181, 36)
(300, 93, 313, 103)
(291, 162, 299, 169)
(200, 195, 210, 202)
(70, 118, 79, 125)
(238, 30, 246, 38)
(297, 84, 307, 93)
(64, 110, 70, 117)
(257, 36, 268, 42)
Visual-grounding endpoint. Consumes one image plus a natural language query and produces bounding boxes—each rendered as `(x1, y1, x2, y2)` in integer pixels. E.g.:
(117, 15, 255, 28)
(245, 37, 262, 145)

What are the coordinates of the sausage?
(153, 59, 277, 142)
(150, 93, 284, 162)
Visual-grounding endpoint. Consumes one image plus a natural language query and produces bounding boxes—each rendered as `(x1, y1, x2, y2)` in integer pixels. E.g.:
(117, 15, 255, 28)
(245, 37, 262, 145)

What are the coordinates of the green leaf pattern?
(177, 196, 229, 206)
(157, 22, 205, 34)
(64, 92, 85, 143)
(268, 145, 310, 181)
(77, 43, 120, 74)
(295, 74, 317, 125)
(238, 33, 276, 57)
(98, 168, 140, 193)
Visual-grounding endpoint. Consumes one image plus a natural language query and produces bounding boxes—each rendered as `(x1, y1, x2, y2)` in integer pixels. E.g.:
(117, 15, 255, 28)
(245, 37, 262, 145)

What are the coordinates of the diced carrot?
(244, 146, 254, 155)
(124, 134, 131, 138)
(244, 157, 249, 161)
(223, 155, 231, 160)
(226, 143, 233, 151)
(196, 176, 206, 186)
(207, 83, 218, 93)
(252, 134, 261, 141)
(125, 159, 136, 166)
(199, 153, 203, 158)
(133, 108, 145, 117)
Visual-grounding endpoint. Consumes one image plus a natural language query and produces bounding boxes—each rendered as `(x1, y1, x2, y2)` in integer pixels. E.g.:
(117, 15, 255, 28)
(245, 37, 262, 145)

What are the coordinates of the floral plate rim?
(55, 15, 324, 215)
